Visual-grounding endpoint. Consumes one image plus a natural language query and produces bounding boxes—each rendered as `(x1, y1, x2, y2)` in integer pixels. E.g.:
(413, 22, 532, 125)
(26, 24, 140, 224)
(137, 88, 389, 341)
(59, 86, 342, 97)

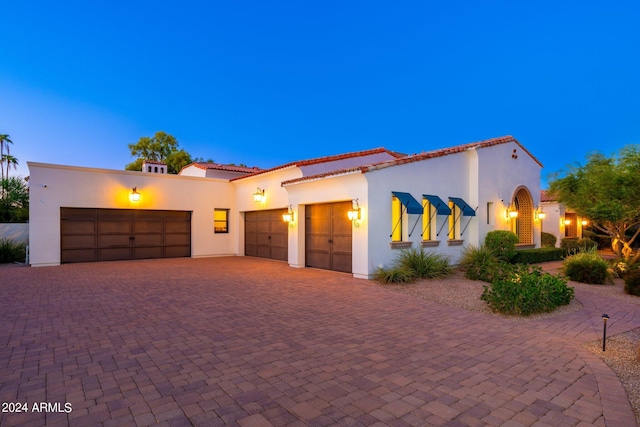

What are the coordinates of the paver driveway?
(0, 257, 637, 426)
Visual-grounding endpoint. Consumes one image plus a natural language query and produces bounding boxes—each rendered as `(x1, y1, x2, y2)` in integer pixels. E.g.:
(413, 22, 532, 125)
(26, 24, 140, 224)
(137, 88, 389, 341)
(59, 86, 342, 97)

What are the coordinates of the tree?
(126, 131, 194, 174)
(1, 154, 19, 182)
(548, 145, 640, 263)
(0, 133, 13, 182)
(0, 177, 29, 222)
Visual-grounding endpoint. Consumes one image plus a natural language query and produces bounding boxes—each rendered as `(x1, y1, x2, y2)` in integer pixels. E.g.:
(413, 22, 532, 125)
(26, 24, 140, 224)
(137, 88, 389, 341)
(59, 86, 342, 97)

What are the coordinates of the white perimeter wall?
(28, 162, 237, 267)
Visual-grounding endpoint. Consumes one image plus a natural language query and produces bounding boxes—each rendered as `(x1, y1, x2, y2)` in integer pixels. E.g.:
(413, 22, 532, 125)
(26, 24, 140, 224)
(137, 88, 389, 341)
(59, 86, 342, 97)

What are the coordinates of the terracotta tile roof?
(282, 136, 542, 186)
(540, 190, 556, 202)
(180, 162, 262, 174)
(231, 147, 404, 181)
(142, 159, 167, 165)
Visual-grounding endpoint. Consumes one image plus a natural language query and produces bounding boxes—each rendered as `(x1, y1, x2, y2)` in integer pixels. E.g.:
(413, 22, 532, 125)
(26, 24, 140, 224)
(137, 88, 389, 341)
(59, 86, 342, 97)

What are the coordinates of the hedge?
(512, 247, 566, 264)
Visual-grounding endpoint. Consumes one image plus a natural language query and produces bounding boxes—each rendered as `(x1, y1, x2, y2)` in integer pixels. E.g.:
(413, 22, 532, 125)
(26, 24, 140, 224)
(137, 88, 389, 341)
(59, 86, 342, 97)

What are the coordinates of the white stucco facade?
(28, 136, 543, 278)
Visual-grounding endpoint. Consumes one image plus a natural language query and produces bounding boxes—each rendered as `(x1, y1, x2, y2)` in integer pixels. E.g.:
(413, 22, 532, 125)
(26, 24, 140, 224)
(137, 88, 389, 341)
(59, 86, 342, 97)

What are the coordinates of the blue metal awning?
(423, 194, 451, 215)
(392, 191, 423, 214)
(449, 197, 476, 216)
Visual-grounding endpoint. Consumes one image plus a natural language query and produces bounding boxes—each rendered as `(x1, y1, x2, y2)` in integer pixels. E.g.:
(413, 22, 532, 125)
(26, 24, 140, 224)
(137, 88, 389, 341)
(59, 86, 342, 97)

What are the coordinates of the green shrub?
(0, 238, 27, 264)
(623, 267, 640, 296)
(458, 245, 514, 282)
(563, 250, 609, 284)
(396, 248, 452, 279)
(561, 237, 598, 255)
(513, 247, 566, 264)
(481, 265, 574, 315)
(485, 231, 519, 262)
(373, 266, 416, 284)
(541, 232, 557, 248)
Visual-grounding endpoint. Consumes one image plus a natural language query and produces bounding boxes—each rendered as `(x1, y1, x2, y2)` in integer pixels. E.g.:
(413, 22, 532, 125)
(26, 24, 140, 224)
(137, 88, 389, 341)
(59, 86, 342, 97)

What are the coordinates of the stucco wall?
(365, 150, 476, 271)
(475, 141, 542, 245)
(28, 162, 238, 267)
(284, 173, 369, 278)
(0, 223, 29, 244)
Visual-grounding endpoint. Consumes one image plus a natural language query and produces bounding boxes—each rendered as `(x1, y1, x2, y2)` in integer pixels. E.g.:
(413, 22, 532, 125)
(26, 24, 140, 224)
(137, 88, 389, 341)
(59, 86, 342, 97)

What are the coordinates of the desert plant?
(396, 248, 452, 279)
(0, 237, 26, 263)
(623, 267, 640, 296)
(373, 266, 416, 284)
(485, 230, 519, 262)
(458, 245, 514, 282)
(563, 249, 609, 284)
(541, 232, 557, 248)
(481, 265, 574, 315)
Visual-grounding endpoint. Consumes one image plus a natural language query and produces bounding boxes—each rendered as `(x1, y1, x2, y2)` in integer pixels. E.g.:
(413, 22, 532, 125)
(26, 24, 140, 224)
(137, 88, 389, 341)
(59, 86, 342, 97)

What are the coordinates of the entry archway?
(512, 187, 534, 244)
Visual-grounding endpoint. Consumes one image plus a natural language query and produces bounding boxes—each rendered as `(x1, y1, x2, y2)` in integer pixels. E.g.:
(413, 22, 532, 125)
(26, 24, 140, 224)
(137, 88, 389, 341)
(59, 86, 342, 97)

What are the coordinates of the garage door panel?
(305, 201, 352, 273)
(245, 209, 288, 261)
(61, 220, 95, 235)
(61, 208, 191, 263)
(62, 249, 97, 263)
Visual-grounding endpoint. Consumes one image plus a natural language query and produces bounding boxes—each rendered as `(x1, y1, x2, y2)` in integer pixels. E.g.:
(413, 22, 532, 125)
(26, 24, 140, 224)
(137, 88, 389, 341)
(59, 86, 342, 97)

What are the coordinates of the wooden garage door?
(305, 201, 352, 273)
(60, 208, 191, 263)
(244, 209, 288, 261)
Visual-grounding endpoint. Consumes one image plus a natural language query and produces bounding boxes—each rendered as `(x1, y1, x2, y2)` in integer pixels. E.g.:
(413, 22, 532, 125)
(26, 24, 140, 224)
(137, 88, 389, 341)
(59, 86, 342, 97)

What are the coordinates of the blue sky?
(2, 1, 639, 187)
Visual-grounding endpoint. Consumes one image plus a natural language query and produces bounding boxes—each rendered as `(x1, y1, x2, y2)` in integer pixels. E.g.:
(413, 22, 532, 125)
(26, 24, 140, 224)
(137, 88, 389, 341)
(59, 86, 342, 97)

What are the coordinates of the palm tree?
(0, 134, 13, 182)
(2, 154, 19, 182)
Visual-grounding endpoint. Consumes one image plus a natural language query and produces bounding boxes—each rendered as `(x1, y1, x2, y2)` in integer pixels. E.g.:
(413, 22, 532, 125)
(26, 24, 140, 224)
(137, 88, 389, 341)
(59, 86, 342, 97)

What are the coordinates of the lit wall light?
(282, 205, 295, 227)
(535, 207, 546, 221)
(129, 186, 141, 202)
(347, 199, 361, 227)
(506, 203, 518, 220)
(581, 219, 588, 226)
(564, 218, 571, 226)
(253, 187, 265, 202)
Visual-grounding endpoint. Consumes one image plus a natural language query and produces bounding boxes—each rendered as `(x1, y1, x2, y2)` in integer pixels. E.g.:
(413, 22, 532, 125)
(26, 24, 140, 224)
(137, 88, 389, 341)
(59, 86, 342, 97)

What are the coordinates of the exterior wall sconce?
(564, 218, 571, 226)
(581, 219, 588, 226)
(506, 203, 518, 220)
(535, 207, 546, 221)
(129, 187, 141, 202)
(347, 199, 361, 227)
(282, 205, 295, 227)
(253, 188, 265, 203)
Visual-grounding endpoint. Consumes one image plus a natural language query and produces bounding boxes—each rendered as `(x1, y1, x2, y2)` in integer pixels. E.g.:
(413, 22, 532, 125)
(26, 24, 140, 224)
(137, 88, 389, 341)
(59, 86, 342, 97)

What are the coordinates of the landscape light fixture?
(129, 187, 140, 202)
(282, 205, 295, 227)
(253, 188, 265, 202)
(602, 314, 610, 351)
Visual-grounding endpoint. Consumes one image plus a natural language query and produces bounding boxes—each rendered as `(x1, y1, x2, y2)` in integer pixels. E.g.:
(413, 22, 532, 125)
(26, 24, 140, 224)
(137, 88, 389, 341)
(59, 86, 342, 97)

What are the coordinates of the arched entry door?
(512, 187, 533, 244)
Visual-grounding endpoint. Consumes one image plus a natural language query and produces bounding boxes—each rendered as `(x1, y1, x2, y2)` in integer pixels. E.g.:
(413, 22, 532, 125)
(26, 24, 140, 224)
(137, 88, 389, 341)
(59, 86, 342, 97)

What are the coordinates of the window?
(448, 201, 459, 240)
(487, 202, 494, 225)
(214, 209, 229, 233)
(391, 196, 403, 241)
(422, 199, 432, 240)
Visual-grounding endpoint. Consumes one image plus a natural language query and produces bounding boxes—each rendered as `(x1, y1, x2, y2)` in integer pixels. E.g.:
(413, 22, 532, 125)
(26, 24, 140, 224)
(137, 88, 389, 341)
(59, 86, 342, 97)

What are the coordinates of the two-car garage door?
(60, 208, 191, 263)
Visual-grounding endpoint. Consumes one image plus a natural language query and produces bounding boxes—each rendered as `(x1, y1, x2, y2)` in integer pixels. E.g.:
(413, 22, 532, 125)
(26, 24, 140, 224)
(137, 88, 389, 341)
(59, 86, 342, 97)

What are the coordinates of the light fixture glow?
(130, 187, 140, 202)
(535, 207, 546, 221)
(347, 199, 361, 226)
(564, 219, 571, 225)
(506, 203, 518, 220)
(581, 220, 588, 226)
(253, 188, 265, 202)
(282, 205, 295, 227)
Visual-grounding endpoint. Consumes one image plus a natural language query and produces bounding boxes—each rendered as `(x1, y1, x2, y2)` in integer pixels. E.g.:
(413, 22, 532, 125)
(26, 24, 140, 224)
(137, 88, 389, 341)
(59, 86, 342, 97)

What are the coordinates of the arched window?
(147, 166, 152, 172)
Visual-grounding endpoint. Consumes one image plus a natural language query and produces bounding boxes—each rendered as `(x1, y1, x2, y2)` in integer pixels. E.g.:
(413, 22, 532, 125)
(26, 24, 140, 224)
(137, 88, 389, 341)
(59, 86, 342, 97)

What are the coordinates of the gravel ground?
(380, 271, 640, 424)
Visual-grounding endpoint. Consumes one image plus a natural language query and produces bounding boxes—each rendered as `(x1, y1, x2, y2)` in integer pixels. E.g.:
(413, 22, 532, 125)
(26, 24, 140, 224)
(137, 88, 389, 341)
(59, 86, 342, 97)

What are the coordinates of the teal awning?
(423, 194, 451, 215)
(449, 197, 476, 216)
(392, 191, 423, 214)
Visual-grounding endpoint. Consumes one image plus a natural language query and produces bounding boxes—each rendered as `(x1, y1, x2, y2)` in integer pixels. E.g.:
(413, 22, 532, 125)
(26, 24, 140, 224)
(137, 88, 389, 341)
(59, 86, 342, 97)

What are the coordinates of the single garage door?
(60, 208, 191, 263)
(244, 209, 288, 261)
(305, 201, 352, 273)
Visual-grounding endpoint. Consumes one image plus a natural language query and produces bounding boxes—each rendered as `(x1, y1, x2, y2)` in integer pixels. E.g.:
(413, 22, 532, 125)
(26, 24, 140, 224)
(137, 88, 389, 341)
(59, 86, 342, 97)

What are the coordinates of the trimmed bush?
(563, 250, 609, 284)
(373, 266, 415, 284)
(0, 238, 27, 264)
(561, 237, 598, 255)
(481, 265, 574, 315)
(623, 267, 640, 296)
(513, 247, 566, 264)
(396, 248, 452, 279)
(541, 232, 557, 248)
(485, 231, 519, 262)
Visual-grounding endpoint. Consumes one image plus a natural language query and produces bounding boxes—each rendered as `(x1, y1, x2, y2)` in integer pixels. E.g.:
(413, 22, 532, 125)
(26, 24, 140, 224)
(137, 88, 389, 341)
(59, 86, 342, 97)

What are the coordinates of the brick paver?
(0, 257, 637, 426)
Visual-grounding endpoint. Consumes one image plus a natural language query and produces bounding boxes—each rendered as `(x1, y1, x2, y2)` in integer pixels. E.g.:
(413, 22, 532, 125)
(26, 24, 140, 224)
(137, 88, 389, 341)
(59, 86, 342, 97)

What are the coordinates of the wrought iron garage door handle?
(129, 236, 135, 240)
